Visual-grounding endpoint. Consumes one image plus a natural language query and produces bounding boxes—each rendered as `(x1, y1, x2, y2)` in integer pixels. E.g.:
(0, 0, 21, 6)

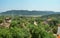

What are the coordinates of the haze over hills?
(0, 10, 60, 16)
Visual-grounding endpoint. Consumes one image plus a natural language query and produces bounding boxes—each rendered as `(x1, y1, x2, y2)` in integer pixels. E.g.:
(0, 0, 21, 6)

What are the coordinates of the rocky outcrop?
(0, 17, 11, 28)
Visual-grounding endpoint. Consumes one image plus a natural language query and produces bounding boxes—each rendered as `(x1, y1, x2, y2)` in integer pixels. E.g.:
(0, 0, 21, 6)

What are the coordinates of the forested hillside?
(0, 15, 59, 38)
(0, 10, 60, 38)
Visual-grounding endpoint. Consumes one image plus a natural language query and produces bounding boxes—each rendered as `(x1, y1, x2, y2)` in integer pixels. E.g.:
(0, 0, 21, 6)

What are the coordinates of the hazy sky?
(0, 0, 60, 12)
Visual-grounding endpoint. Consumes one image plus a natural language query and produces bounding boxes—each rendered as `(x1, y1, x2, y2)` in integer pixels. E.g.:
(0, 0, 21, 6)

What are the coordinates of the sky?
(0, 0, 60, 12)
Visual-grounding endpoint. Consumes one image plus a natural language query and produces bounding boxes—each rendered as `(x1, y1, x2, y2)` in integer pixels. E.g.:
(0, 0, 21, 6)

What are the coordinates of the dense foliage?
(0, 16, 58, 38)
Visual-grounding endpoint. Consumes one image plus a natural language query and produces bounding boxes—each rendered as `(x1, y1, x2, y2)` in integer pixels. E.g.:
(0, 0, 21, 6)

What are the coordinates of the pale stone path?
(57, 27, 60, 34)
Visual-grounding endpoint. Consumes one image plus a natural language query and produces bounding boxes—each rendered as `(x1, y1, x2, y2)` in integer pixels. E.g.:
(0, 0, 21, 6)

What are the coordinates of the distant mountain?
(0, 10, 60, 16)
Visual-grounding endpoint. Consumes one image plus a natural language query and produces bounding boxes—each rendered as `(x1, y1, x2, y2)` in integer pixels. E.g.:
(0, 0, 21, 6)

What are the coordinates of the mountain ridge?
(0, 10, 60, 16)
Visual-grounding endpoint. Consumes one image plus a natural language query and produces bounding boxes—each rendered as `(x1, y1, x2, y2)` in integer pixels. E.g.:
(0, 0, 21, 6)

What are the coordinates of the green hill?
(0, 10, 56, 16)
